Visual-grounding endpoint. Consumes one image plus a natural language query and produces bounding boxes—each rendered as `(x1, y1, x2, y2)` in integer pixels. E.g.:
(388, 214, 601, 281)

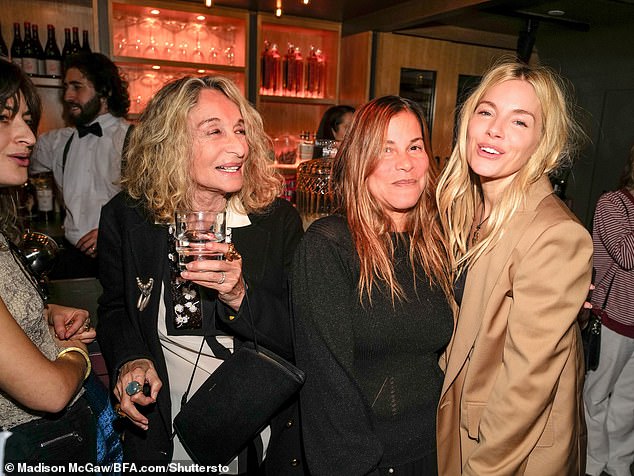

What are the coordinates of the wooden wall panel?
(339, 31, 372, 108)
(375, 32, 515, 160)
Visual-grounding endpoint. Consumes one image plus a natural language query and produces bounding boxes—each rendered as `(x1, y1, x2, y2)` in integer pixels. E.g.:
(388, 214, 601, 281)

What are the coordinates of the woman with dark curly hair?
(0, 59, 96, 465)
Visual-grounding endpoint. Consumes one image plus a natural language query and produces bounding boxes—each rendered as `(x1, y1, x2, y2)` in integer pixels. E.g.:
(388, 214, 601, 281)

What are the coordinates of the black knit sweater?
(292, 215, 453, 476)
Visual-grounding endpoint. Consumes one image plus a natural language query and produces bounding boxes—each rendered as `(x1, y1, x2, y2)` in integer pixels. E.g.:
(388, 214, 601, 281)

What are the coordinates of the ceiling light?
(205, 0, 213, 7)
(276, 0, 282, 16)
(196, 15, 206, 21)
(152, 65, 161, 70)
(302, 0, 309, 4)
(547, 9, 565, 16)
(197, 69, 206, 73)
(150, 9, 160, 15)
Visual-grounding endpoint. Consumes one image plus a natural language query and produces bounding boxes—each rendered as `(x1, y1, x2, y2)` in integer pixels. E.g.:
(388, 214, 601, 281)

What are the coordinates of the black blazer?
(97, 192, 306, 473)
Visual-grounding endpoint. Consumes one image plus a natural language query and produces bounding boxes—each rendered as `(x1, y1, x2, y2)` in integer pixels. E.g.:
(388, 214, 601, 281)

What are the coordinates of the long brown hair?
(332, 95, 452, 304)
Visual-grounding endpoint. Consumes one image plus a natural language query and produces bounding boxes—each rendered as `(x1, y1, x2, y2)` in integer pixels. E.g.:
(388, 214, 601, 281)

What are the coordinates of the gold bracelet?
(57, 346, 91, 381)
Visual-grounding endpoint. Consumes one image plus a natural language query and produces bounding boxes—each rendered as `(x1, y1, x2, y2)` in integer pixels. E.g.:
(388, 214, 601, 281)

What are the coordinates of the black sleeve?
(96, 195, 155, 386)
(291, 218, 383, 476)
(216, 199, 304, 360)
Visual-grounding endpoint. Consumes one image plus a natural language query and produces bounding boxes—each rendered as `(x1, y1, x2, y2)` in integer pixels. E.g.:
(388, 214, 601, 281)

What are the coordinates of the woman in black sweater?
(292, 96, 453, 475)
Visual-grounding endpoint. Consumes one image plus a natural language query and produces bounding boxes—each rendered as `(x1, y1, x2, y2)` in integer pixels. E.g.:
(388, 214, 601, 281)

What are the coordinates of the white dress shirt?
(30, 113, 130, 245)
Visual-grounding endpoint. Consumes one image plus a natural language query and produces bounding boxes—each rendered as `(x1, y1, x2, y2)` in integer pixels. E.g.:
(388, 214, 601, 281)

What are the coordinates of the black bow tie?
(76, 122, 103, 138)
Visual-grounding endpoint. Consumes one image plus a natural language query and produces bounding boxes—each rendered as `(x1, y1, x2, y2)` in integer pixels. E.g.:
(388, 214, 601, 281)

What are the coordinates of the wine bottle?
(81, 29, 91, 53)
(0, 24, 9, 60)
(44, 24, 62, 78)
(71, 27, 81, 55)
(32, 24, 45, 76)
(61, 28, 72, 62)
(21, 22, 38, 76)
(10, 23, 22, 68)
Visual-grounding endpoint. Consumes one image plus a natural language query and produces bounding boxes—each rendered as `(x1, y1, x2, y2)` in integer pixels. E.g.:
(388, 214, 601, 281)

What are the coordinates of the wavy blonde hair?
(122, 75, 281, 222)
(437, 59, 585, 274)
(332, 95, 452, 305)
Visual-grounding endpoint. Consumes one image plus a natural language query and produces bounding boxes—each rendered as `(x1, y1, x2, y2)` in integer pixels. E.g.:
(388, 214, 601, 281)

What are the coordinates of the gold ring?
(83, 317, 91, 331)
(114, 403, 127, 418)
(224, 243, 241, 262)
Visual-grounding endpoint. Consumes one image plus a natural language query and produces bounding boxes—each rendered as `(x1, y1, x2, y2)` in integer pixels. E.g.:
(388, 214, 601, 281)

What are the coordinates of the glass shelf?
(118, 62, 245, 115)
(111, 2, 246, 68)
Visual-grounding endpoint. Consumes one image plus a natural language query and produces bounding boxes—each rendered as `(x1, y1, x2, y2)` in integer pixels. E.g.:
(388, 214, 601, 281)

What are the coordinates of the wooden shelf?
(259, 95, 336, 106)
(256, 13, 341, 138)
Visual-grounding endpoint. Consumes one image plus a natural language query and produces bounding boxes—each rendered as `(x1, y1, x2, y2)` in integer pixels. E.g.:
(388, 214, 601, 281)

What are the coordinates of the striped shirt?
(591, 188, 634, 337)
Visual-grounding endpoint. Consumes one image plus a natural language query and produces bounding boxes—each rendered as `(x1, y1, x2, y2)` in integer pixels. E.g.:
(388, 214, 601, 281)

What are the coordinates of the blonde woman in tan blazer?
(436, 60, 593, 475)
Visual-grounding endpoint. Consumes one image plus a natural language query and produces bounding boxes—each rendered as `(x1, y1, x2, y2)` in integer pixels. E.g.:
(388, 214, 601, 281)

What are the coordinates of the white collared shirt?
(30, 113, 130, 245)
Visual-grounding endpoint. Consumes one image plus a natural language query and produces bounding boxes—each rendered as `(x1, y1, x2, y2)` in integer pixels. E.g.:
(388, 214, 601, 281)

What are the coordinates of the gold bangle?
(57, 346, 91, 381)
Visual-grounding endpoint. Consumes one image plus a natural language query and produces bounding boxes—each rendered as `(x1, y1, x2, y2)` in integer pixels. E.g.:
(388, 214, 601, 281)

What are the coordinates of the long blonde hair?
(332, 95, 452, 304)
(122, 75, 281, 222)
(437, 60, 584, 274)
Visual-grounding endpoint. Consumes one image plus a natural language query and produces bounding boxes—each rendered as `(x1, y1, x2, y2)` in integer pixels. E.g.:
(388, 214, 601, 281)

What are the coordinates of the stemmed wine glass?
(141, 16, 161, 58)
(223, 25, 236, 66)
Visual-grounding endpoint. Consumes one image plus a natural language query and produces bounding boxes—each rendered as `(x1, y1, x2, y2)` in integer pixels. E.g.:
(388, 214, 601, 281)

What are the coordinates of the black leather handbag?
(172, 284, 305, 466)
(581, 273, 614, 372)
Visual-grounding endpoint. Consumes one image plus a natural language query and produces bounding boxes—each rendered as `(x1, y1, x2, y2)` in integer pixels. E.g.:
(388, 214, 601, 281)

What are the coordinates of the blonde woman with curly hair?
(97, 76, 305, 474)
(292, 96, 453, 475)
(436, 60, 592, 475)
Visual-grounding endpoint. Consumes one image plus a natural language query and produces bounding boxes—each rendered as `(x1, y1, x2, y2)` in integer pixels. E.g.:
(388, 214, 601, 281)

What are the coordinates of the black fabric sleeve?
(96, 196, 155, 387)
(216, 199, 304, 360)
(291, 218, 383, 476)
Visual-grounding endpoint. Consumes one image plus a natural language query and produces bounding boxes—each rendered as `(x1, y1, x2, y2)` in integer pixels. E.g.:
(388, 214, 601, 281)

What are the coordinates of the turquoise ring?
(125, 380, 142, 396)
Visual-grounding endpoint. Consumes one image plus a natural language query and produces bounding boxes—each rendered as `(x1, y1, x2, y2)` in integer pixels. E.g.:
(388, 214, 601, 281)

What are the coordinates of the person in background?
(292, 95, 453, 475)
(315, 104, 355, 142)
(436, 60, 593, 475)
(97, 75, 305, 474)
(583, 145, 634, 476)
(0, 59, 96, 464)
(30, 52, 131, 279)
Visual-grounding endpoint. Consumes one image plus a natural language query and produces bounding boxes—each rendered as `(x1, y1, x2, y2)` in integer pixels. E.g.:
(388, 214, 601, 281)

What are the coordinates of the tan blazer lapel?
(441, 177, 555, 397)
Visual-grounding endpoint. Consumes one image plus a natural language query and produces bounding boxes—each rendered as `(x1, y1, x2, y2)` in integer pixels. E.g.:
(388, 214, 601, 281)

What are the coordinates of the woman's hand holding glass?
(180, 241, 246, 311)
(114, 358, 162, 431)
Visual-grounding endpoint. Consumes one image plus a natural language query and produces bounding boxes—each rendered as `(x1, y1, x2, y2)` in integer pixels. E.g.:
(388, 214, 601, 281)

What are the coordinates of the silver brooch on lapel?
(136, 277, 154, 311)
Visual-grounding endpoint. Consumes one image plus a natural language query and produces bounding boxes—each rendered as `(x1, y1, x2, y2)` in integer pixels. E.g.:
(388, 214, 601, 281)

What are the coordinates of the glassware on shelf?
(223, 25, 236, 66)
(296, 157, 335, 230)
(282, 44, 303, 96)
(260, 41, 281, 95)
(140, 17, 161, 58)
(306, 46, 325, 98)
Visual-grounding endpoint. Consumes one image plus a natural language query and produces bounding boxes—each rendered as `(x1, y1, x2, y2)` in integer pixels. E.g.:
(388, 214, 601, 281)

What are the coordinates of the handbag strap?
(600, 271, 616, 310)
(178, 276, 257, 410)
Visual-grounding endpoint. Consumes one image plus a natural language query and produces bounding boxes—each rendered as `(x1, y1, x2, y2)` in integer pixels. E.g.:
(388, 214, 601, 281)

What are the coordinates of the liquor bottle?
(260, 40, 271, 94)
(61, 28, 72, 61)
(0, 24, 9, 60)
(71, 27, 81, 55)
(44, 25, 62, 78)
(31, 24, 45, 76)
(10, 23, 23, 68)
(306, 46, 325, 97)
(21, 22, 38, 76)
(81, 30, 91, 53)
(32, 173, 54, 223)
(268, 43, 281, 94)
